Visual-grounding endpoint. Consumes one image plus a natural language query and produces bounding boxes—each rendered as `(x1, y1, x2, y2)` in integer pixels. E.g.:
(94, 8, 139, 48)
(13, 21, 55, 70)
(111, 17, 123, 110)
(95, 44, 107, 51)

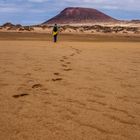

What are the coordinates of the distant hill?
(43, 7, 117, 24)
(130, 20, 140, 24)
(0, 22, 34, 31)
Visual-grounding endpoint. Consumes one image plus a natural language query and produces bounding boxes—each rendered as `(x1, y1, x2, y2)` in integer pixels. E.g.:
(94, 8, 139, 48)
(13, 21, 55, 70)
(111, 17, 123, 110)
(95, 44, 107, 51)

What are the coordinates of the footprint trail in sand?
(0, 41, 140, 140)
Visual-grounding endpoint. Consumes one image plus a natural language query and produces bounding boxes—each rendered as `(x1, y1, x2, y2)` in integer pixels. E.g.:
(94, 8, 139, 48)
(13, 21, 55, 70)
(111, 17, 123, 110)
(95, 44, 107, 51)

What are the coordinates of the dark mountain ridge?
(43, 7, 117, 24)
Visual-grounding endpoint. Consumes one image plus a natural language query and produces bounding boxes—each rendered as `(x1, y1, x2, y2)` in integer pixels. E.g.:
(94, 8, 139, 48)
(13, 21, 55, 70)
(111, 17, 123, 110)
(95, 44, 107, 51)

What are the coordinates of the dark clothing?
(53, 24, 58, 42)
(53, 26, 58, 32)
(54, 35, 57, 42)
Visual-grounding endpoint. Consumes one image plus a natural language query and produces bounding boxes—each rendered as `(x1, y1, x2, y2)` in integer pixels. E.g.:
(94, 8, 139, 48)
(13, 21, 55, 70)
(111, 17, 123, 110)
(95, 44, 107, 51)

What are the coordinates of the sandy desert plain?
(0, 31, 140, 140)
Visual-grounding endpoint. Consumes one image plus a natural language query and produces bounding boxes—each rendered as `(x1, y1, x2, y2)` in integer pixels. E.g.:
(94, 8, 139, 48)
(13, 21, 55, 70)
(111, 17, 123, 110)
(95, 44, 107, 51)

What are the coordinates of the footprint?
(33, 68, 42, 71)
(63, 68, 72, 71)
(62, 56, 68, 59)
(52, 78, 63, 81)
(24, 73, 31, 76)
(70, 53, 75, 56)
(32, 84, 42, 89)
(62, 64, 68, 67)
(60, 59, 65, 62)
(13, 93, 29, 98)
(76, 50, 81, 54)
(27, 79, 34, 84)
(70, 47, 82, 54)
(66, 62, 71, 64)
(54, 73, 60, 76)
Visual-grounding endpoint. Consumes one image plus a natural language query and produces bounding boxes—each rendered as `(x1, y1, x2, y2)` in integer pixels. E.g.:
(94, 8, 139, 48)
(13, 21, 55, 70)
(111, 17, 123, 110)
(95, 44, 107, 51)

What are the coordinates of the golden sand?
(0, 33, 140, 140)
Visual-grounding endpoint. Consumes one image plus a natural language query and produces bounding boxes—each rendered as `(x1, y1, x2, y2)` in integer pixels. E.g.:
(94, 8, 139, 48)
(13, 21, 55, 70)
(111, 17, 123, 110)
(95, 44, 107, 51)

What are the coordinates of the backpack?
(53, 26, 58, 32)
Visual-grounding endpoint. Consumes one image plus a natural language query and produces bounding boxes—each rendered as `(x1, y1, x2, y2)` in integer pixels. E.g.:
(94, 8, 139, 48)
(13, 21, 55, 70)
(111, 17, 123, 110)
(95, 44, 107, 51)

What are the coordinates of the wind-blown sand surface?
(0, 33, 140, 140)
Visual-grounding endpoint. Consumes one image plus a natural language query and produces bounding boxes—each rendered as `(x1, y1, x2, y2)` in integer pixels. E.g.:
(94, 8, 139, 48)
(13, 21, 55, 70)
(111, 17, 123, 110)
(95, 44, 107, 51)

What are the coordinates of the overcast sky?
(0, 0, 140, 25)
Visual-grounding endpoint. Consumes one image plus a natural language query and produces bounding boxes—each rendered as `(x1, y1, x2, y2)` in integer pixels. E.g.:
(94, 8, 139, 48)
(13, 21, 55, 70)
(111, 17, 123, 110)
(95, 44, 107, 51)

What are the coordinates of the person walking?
(53, 24, 58, 43)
